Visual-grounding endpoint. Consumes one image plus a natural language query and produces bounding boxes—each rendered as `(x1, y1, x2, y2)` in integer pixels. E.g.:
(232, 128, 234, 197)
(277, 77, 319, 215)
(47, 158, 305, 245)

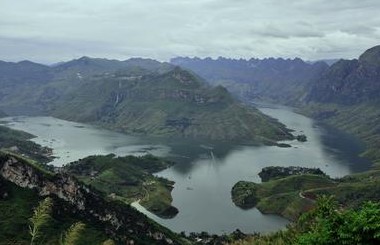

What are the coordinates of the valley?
(172, 46, 380, 164)
(1, 0, 380, 243)
(0, 45, 379, 244)
(0, 59, 293, 145)
(0, 103, 372, 235)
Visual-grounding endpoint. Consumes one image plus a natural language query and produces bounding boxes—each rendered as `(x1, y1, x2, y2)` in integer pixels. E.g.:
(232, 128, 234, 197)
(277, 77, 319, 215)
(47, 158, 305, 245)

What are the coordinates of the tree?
(296, 195, 380, 244)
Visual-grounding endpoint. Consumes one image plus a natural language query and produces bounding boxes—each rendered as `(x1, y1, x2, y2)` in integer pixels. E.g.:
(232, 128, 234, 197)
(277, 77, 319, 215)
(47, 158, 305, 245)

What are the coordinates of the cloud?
(0, 0, 379, 63)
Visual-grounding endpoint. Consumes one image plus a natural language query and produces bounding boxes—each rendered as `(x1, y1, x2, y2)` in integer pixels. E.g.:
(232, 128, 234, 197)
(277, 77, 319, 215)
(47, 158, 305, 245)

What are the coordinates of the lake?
(0, 104, 372, 234)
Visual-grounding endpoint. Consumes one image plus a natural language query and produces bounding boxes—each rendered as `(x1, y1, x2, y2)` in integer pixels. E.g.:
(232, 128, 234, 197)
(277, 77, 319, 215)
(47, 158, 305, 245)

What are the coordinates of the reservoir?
(0, 104, 372, 234)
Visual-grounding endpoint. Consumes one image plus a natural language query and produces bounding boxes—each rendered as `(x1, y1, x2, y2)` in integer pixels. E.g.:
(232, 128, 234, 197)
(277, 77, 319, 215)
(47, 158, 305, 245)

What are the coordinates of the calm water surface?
(0, 104, 372, 234)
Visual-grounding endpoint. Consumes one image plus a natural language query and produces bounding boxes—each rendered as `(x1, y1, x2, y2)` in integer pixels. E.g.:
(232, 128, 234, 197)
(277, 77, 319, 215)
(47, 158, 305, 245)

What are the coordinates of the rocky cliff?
(0, 154, 182, 244)
(305, 45, 380, 104)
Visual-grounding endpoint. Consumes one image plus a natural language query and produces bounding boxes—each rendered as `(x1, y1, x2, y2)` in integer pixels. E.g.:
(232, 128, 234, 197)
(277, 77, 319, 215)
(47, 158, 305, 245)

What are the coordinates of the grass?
(0, 178, 108, 245)
(65, 154, 178, 218)
(232, 164, 380, 221)
(232, 175, 335, 220)
(48, 68, 294, 144)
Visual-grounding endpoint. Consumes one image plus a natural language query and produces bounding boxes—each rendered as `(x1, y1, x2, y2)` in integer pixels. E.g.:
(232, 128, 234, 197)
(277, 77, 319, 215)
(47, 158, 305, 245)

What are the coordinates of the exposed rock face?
(306, 46, 380, 105)
(0, 155, 178, 244)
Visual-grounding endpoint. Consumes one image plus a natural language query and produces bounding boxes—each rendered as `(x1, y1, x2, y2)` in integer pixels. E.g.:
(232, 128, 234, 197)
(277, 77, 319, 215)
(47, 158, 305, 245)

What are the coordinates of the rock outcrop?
(0, 154, 179, 244)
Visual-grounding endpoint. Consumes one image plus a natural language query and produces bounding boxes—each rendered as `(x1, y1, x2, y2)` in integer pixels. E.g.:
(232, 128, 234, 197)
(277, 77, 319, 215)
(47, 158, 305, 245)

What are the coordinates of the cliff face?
(306, 46, 380, 105)
(0, 154, 179, 244)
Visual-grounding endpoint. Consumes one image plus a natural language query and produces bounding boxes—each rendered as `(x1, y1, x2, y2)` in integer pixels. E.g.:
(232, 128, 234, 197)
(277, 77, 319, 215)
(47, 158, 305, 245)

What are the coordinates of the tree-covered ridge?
(0, 58, 293, 144)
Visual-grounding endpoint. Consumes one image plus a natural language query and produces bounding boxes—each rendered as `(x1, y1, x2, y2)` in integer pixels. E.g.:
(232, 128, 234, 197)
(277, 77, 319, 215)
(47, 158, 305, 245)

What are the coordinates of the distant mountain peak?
(77, 56, 92, 60)
(359, 45, 380, 66)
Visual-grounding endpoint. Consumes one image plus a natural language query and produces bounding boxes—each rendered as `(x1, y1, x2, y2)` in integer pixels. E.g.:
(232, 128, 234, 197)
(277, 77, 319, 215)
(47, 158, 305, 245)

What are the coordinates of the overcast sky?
(1, 0, 380, 63)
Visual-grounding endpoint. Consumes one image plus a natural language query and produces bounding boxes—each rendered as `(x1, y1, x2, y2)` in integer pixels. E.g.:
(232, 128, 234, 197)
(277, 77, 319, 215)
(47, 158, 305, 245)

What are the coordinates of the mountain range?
(1, 45, 380, 244)
(171, 56, 329, 104)
(0, 57, 293, 144)
(171, 45, 380, 162)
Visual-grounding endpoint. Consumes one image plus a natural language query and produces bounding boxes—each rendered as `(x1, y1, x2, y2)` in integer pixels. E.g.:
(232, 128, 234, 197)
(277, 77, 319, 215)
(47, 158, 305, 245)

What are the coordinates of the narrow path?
(141, 185, 150, 202)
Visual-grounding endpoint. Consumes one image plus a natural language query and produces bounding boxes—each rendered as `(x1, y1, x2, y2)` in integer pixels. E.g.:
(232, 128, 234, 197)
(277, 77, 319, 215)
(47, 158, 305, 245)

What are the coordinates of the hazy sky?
(1, 0, 380, 63)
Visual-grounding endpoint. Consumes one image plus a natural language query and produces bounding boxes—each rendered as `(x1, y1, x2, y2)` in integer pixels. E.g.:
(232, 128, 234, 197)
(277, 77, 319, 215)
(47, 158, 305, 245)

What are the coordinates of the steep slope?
(0, 57, 172, 115)
(171, 57, 328, 104)
(303, 45, 380, 161)
(0, 57, 292, 143)
(65, 154, 179, 219)
(50, 66, 293, 143)
(306, 45, 380, 104)
(0, 153, 186, 244)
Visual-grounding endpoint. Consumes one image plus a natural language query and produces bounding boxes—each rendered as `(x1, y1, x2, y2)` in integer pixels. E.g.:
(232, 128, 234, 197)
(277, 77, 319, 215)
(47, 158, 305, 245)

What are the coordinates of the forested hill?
(0, 57, 293, 144)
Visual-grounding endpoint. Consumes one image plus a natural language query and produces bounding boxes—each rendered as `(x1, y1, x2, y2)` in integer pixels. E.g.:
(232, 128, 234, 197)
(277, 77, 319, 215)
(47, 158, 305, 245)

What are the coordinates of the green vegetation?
(0, 178, 108, 245)
(295, 196, 380, 245)
(0, 58, 295, 144)
(0, 125, 53, 163)
(65, 154, 178, 218)
(60, 222, 86, 245)
(49, 67, 293, 144)
(232, 174, 335, 220)
(232, 164, 380, 221)
(29, 197, 53, 245)
(1, 152, 188, 244)
(228, 196, 380, 245)
(258, 166, 326, 182)
(0, 151, 54, 179)
(28, 197, 87, 245)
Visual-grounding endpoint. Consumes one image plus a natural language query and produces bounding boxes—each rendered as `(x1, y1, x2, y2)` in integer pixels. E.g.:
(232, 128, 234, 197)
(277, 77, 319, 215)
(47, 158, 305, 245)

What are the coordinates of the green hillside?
(0, 178, 109, 245)
(65, 154, 179, 218)
(0, 58, 293, 144)
(50, 66, 293, 143)
(231, 164, 380, 221)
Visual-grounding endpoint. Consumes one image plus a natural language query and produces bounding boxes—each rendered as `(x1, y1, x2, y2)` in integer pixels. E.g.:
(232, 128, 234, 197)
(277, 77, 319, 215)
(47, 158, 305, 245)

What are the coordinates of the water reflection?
(0, 104, 372, 234)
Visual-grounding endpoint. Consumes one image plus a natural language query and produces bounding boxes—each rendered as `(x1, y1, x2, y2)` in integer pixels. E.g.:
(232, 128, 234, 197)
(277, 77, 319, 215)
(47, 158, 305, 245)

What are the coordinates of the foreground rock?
(0, 153, 184, 244)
